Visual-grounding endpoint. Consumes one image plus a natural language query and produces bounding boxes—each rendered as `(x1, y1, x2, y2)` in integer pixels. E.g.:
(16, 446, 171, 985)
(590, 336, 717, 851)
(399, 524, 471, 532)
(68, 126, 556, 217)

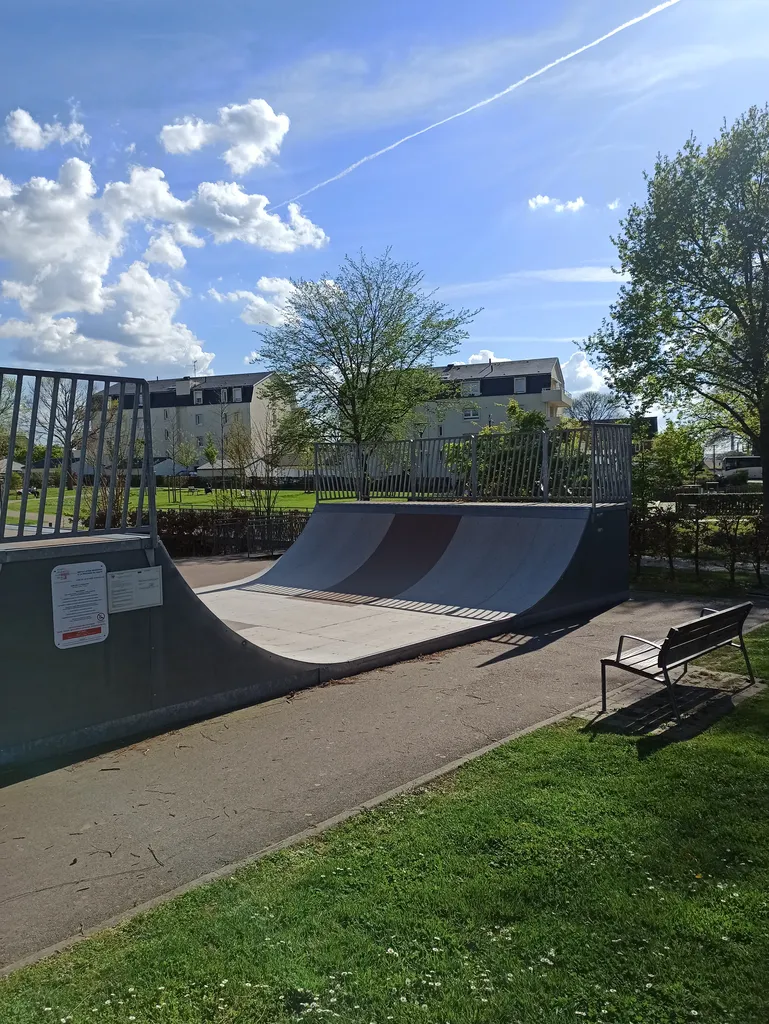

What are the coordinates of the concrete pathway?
(1, 563, 766, 970)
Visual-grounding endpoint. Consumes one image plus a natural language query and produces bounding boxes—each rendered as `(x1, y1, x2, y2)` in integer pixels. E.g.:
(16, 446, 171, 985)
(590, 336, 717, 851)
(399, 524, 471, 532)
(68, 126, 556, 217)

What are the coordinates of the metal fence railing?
(0, 367, 156, 544)
(314, 424, 632, 506)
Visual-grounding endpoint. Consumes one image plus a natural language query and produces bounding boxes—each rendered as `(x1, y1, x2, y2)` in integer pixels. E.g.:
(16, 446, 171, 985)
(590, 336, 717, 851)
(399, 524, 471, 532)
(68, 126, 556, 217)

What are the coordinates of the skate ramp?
(198, 503, 628, 666)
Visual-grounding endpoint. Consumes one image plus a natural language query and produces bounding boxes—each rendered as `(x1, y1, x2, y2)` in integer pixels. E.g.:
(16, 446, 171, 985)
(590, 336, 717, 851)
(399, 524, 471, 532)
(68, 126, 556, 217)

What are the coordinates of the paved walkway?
(1, 561, 765, 970)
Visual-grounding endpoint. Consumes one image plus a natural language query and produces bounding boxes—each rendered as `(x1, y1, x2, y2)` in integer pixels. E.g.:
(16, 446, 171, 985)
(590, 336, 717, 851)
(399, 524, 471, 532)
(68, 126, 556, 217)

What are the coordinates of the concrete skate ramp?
(198, 503, 629, 666)
(0, 503, 627, 767)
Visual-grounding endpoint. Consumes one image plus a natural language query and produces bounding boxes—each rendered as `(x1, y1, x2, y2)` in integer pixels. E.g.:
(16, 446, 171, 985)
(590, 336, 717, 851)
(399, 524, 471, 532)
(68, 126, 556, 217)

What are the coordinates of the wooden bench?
(601, 602, 755, 720)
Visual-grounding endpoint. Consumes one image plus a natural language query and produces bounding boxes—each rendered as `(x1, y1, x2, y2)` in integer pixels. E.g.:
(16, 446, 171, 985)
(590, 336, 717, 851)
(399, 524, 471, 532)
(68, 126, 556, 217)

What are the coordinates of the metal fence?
(315, 423, 632, 505)
(0, 367, 156, 544)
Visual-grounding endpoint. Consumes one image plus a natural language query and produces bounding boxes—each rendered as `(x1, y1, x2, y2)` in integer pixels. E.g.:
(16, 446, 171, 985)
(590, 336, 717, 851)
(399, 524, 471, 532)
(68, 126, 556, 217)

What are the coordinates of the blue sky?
(0, 0, 767, 390)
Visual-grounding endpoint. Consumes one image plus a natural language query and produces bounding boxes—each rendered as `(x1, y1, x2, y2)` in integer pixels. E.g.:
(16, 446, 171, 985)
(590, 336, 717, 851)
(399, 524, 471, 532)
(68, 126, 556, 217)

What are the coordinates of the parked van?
(719, 455, 762, 481)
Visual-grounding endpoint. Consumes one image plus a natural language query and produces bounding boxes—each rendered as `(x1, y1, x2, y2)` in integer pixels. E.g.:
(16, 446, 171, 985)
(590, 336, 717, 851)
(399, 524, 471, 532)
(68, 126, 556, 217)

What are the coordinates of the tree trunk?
(761, 400, 769, 524)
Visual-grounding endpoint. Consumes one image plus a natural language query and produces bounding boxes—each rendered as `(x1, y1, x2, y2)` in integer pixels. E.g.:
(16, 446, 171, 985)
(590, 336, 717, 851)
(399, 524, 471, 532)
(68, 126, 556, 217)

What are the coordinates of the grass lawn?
(4, 488, 318, 521)
(701, 619, 769, 677)
(2, 691, 769, 1022)
(631, 566, 764, 600)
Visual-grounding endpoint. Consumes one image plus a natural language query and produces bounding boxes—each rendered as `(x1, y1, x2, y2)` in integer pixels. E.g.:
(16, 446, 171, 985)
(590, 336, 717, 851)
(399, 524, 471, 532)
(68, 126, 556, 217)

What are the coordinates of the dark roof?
(436, 358, 562, 382)
(107, 371, 271, 396)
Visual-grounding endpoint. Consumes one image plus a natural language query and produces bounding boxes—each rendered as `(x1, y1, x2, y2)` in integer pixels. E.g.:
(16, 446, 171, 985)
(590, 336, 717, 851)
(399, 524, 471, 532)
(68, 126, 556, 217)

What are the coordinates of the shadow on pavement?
(584, 683, 742, 758)
(479, 616, 592, 666)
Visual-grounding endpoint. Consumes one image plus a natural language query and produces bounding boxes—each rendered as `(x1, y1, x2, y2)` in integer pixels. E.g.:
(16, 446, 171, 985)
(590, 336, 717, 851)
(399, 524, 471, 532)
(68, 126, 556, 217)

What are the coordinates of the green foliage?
(202, 433, 218, 469)
(587, 104, 769, 510)
(256, 250, 479, 446)
(636, 422, 705, 496)
(504, 398, 547, 431)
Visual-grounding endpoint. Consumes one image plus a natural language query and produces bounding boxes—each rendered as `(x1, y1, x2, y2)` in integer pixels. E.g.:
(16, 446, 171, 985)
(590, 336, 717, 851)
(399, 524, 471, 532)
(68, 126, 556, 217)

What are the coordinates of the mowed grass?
(2, 692, 769, 1023)
(4, 487, 317, 522)
(702, 619, 769, 677)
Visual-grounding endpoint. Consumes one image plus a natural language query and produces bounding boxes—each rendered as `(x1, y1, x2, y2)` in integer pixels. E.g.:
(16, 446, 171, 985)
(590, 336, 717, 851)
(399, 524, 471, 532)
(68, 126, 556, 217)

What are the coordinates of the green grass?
(701, 620, 769, 677)
(631, 566, 762, 599)
(4, 488, 317, 521)
(3, 694, 769, 1023)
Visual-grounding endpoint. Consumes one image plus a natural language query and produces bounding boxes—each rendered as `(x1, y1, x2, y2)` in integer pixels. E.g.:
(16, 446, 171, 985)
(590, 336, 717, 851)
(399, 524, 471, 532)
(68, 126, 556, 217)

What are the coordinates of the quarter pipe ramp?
(0, 502, 627, 766)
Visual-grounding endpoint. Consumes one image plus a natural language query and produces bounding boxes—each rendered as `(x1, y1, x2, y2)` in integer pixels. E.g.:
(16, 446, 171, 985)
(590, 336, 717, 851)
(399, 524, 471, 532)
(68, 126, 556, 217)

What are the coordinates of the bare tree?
(570, 390, 623, 422)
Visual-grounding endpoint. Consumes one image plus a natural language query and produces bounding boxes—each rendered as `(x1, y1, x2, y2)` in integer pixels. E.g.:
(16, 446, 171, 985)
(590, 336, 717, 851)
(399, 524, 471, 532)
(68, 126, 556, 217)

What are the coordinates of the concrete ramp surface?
(0, 502, 627, 766)
(198, 502, 628, 666)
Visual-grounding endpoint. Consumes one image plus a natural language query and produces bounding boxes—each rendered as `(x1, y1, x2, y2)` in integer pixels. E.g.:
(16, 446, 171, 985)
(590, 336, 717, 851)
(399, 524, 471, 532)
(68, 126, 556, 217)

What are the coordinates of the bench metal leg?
(739, 636, 756, 686)
(601, 661, 608, 714)
(663, 667, 681, 722)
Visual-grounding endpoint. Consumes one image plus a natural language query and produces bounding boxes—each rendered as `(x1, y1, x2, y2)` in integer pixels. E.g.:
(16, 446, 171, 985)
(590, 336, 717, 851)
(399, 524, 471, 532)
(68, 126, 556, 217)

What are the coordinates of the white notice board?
(107, 565, 163, 613)
(51, 561, 109, 650)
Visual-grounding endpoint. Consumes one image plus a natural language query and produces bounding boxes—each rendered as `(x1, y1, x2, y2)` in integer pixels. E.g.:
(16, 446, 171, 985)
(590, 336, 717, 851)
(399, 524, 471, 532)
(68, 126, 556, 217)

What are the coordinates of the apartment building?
(419, 357, 573, 438)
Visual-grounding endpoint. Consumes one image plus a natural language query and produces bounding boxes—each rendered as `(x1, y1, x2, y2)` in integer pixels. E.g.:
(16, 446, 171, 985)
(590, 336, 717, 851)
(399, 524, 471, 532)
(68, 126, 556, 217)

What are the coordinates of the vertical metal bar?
(540, 430, 549, 503)
(71, 379, 94, 534)
(409, 440, 416, 501)
(104, 382, 126, 531)
(54, 378, 78, 534)
(591, 421, 597, 508)
(36, 376, 60, 534)
(0, 373, 23, 540)
(88, 380, 111, 532)
(121, 388, 140, 529)
(314, 443, 321, 503)
(141, 381, 157, 545)
(17, 375, 42, 537)
(470, 433, 478, 500)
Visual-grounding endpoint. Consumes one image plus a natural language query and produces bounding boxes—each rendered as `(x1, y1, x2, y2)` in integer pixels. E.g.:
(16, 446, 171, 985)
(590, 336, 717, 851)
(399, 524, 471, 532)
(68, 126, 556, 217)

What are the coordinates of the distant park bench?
(601, 602, 755, 720)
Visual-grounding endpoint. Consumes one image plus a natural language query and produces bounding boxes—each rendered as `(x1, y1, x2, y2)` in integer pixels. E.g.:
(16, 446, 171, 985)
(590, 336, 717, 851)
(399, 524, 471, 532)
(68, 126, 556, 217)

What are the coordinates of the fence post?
(591, 422, 597, 508)
(313, 443, 320, 503)
(470, 433, 478, 500)
(540, 430, 549, 502)
(409, 439, 417, 501)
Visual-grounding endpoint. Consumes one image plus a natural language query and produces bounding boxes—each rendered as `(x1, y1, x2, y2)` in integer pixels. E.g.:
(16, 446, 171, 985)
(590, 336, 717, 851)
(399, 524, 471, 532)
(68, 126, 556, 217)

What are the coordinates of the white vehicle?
(719, 455, 762, 481)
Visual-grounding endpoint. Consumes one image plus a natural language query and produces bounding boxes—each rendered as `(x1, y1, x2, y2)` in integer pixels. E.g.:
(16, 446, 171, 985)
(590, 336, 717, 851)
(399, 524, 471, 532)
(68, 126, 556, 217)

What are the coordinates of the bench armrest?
(617, 634, 662, 659)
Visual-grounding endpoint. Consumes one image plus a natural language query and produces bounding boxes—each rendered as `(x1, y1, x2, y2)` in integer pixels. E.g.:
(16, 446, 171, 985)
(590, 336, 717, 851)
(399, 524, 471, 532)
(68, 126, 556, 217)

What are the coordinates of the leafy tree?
(254, 250, 479, 447)
(633, 421, 704, 503)
(203, 433, 218, 471)
(570, 390, 623, 422)
(504, 398, 547, 431)
(587, 105, 769, 514)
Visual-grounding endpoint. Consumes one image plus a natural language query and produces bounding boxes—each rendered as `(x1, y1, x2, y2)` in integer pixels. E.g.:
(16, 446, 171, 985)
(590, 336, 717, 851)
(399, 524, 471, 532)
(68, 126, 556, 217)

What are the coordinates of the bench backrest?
(658, 602, 752, 670)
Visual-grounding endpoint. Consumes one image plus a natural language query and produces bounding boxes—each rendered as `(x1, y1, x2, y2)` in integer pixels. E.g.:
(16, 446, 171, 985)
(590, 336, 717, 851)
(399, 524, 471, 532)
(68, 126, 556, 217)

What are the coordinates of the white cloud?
(160, 98, 289, 175)
(528, 193, 585, 213)
(210, 276, 294, 326)
(441, 265, 627, 296)
(467, 348, 499, 364)
(561, 350, 606, 393)
(243, 349, 260, 365)
(528, 194, 553, 210)
(4, 108, 89, 150)
(0, 155, 325, 371)
(607, 198, 621, 210)
(144, 230, 187, 269)
(554, 196, 585, 213)
(125, 142, 136, 155)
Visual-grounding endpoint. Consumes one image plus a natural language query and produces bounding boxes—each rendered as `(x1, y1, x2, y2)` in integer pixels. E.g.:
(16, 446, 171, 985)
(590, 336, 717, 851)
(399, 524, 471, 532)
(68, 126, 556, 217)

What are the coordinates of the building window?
(137, 391, 143, 407)
(438, 425, 443, 436)
(233, 387, 242, 403)
(514, 376, 526, 394)
(163, 408, 169, 420)
(463, 408, 479, 420)
(222, 413, 228, 424)
(193, 390, 203, 405)
(220, 387, 228, 403)
(233, 411, 241, 422)
(164, 429, 170, 440)
(195, 413, 202, 425)
(460, 380, 481, 397)
(197, 436, 204, 447)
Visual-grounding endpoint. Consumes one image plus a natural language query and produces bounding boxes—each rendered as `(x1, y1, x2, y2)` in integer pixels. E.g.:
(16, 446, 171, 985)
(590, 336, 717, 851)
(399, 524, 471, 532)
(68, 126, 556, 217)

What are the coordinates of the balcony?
(541, 387, 573, 408)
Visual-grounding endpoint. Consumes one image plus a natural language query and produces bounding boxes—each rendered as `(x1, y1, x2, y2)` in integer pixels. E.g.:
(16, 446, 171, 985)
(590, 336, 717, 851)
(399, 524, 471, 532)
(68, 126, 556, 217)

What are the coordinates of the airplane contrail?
(272, 0, 683, 209)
